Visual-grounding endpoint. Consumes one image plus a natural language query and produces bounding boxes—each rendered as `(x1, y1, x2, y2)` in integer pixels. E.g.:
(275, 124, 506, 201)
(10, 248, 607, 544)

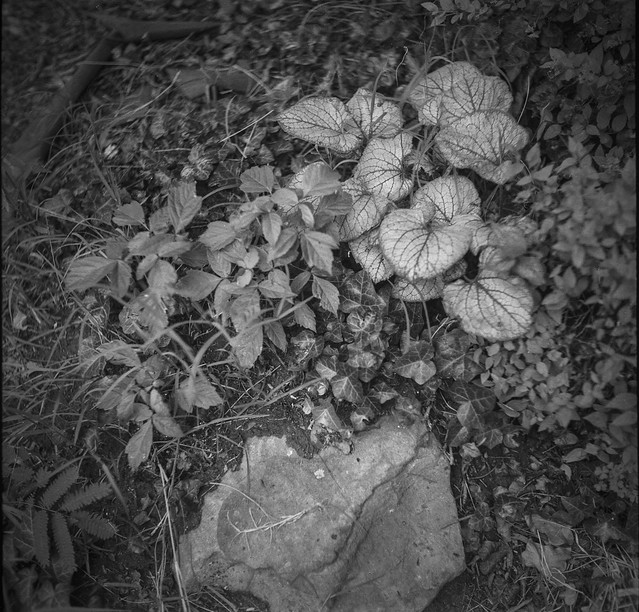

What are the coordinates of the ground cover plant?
(2, 1, 636, 611)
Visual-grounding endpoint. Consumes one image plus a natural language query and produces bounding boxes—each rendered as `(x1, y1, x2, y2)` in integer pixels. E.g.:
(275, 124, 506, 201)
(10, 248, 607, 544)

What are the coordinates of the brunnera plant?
(277, 61, 544, 342)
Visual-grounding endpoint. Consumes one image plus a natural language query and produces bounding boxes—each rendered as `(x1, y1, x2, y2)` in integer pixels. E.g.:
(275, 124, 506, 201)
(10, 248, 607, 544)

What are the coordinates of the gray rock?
(179, 415, 465, 611)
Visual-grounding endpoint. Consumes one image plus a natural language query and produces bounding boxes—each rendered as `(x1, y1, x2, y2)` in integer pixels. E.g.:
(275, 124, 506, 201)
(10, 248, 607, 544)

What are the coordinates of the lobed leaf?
(339, 270, 386, 315)
(433, 329, 483, 382)
(277, 97, 362, 154)
(331, 362, 364, 403)
(393, 340, 437, 385)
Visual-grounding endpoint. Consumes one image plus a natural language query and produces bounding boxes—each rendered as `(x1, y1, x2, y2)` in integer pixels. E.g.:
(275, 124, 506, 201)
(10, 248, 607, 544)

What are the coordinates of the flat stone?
(179, 415, 465, 611)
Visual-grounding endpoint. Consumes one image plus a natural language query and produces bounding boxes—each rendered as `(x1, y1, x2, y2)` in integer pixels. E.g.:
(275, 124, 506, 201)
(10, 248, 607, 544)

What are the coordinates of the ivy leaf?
(349, 230, 394, 283)
(354, 134, 414, 202)
(300, 231, 338, 273)
(379, 209, 474, 282)
(126, 420, 153, 471)
(199, 221, 238, 251)
(412, 175, 481, 222)
(370, 381, 399, 404)
(277, 98, 362, 154)
(345, 88, 403, 139)
(339, 270, 385, 315)
(174, 270, 221, 300)
(433, 328, 482, 382)
(112, 202, 145, 227)
(240, 165, 275, 194)
(312, 399, 345, 431)
(408, 61, 512, 127)
(456, 400, 483, 432)
(393, 340, 436, 385)
(436, 111, 529, 184)
(442, 275, 534, 341)
(312, 275, 340, 316)
(439, 379, 496, 414)
(391, 276, 444, 302)
(331, 362, 364, 403)
(338, 178, 391, 241)
(475, 423, 503, 449)
(167, 180, 202, 233)
(315, 353, 338, 380)
(346, 309, 383, 341)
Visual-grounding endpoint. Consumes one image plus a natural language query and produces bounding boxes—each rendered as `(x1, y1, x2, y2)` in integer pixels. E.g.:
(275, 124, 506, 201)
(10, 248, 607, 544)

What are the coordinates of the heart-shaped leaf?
(439, 379, 496, 413)
(331, 362, 364, 403)
(412, 175, 481, 222)
(345, 88, 403, 139)
(379, 209, 474, 281)
(338, 178, 391, 241)
(349, 229, 394, 283)
(277, 98, 362, 154)
(339, 270, 386, 315)
(442, 274, 534, 341)
(354, 134, 414, 202)
(436, 111, 529, 184)
(408, 61, 512, 127)
(433, 328, 483, 382)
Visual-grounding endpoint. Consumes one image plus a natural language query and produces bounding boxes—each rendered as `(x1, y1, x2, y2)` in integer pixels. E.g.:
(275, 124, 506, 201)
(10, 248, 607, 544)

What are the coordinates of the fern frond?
(32, 508, 50, 568)
(34, 467, 56, 489)
(69, 510, 117, 539)
(59, 481, 112, 512)
(40, 465, 80, 509)
(51, 511, 76, 576)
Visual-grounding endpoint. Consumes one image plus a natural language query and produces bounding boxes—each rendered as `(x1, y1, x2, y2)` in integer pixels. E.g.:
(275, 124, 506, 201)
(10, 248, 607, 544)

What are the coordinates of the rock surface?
(179, 415, 465, 612)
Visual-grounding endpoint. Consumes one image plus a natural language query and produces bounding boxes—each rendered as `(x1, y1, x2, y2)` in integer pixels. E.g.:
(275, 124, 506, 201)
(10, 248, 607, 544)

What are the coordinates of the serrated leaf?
(176, 374, 224, 412)
(199, 221, 238, 251)
(442, 275, 533, 341)
(66, 257, 118, 293)
(112, 202, 145, 227)
(300, 231, 338, 274)
(264, 320, 287, 352)
(380, 209, 473, 282)
(354, 134, 413, 202)
(229, 289, 261, 332)
(271, 187, 300, 216)
(338, 178, 390, 241)
(168, 180, 202, 233)
(412, 175, 481, 222)
(294, 161, 342, 197)
(268, 227, 298, 261)
(436, 111, 529, 184)
(293, 302, 316, 331)
(393, 340, 436, 385)
(312, 275, 340, 315)
(231, 325, 263, 369)
(278, 98, 362, 154)
(349, 230, 394, 283)
(51, 511, 76, 575)
(258, 269, 296, 298)
(408, 61, 512, 127)
(174, 270, 221, 300)
(59, 482, 112, 512)
(391, 276, 444, 302)
(331, 362, 364, 403)
(434, 329, 482, 381)
(147, 260, 177, 295)
(149, 207, 171, 234)
(470, 221, 528, 258)
(346, 88, 403, 139)
(126, 420, 154, 471)
(153, 414, 184, 438)
(33, 509, 50, 568)
(240, 165, 276, 194)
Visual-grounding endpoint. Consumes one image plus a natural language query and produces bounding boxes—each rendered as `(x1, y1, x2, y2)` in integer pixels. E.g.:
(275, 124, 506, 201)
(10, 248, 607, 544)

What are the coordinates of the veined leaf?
(436, 111, 529, 184)
(331, 362, 364, 403)
(393, 340, 437, 385)
(264, 320, 287, 352)
(261, 212, 283, 244)
(174, 270, 221, 300)
(391, 276, 444, 302)
(291, 161, 342, 197)
(379, 209, 473, 282)
(66, 256, 118, 293)
(293, 302, 316, 331)
(338, 178, 390, 241)
(433, 328, 483, 382)
(312, 275, 340, 315)
(97, 341, 141, 368)
(176, 374, 224, 412)
(147, 260, 177, 295)
(231, 325, 263, 369)
(258, 269, 296, 298)
(345, 88, 402, 139)
(442, 274, 533, 341)
(229, 289, 261, 332)
(168, 180, 202, 233)
(277, 97, 362, 154)
(349, 229, 394, 283)
(339, 270, 385, 314)
(354, 134, 414, 202)
(153, 414, 184, 438)
(412, 175, 481, 222)
(408, 61, 512, 127)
